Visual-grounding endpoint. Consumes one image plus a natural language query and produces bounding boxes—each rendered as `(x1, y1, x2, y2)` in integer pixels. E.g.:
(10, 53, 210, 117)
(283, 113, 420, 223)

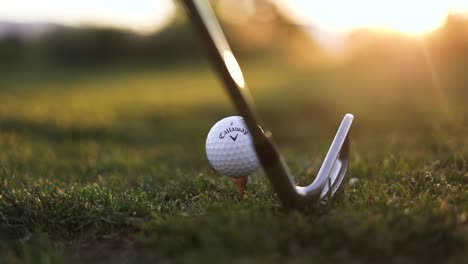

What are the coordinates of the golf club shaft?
(182, 0, 302, 206)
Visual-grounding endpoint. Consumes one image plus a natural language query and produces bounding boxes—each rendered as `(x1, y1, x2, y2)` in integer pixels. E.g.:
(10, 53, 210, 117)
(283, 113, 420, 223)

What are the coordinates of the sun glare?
(278, 0, 468, 35)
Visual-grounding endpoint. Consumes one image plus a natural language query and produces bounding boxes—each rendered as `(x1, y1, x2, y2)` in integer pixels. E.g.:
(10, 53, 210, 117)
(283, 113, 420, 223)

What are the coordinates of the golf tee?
(231, 176, 248, 198)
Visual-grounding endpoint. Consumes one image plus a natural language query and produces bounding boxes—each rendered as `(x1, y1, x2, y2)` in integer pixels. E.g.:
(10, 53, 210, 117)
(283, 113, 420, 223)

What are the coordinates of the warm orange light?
(278, 0, 468, 35)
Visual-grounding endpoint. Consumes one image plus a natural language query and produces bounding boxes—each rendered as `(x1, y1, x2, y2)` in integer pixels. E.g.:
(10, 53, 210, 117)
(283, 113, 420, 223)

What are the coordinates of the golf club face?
(183, 0, 354, 209)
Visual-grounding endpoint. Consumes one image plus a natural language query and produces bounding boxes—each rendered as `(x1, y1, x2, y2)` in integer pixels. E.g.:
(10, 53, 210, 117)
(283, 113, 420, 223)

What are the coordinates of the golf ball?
(205, 116, 260, 177)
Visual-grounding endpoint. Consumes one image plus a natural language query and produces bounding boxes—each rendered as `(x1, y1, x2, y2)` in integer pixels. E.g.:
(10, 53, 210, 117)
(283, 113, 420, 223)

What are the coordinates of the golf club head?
(183, 0, 354, 209)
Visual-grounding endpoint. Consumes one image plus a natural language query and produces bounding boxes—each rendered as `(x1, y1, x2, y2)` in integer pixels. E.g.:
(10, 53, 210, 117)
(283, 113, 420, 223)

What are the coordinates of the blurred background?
(0, 0, 467, 155)
(2, 0, 468, 70)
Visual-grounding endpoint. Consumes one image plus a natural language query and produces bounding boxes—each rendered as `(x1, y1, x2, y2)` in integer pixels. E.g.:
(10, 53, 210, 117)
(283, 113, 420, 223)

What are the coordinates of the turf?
(0, 59, 467, 263)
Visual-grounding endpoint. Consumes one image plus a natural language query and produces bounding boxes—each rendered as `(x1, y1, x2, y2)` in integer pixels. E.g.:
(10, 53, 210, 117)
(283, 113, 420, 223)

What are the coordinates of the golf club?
(183, 0, 354, 209)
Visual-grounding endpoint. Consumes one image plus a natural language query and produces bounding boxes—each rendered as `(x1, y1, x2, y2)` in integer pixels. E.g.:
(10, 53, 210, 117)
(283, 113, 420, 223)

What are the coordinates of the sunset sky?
(278, 0, 468, 34)
(1, 0, 468, 34)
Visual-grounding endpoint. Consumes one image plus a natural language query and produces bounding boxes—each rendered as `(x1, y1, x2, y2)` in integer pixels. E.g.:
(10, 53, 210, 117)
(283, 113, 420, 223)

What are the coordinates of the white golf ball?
(205, 116, 260, 177)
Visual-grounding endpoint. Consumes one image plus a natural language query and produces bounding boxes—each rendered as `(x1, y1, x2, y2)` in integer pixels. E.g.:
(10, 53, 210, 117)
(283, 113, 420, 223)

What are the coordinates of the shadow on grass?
(0, 117, 132, 144)
(0, 105, 235, 149)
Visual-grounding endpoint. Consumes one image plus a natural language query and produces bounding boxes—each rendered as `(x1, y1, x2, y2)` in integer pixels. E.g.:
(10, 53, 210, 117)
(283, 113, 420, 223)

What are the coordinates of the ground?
(0, 59, 467, 263)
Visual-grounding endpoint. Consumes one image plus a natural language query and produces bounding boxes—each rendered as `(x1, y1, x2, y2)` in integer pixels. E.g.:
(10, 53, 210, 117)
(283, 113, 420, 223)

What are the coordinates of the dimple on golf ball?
(205, 116, 260, 177)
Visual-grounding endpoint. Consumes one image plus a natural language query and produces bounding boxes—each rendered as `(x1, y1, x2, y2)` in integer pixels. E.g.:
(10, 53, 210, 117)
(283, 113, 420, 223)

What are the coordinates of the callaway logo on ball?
(205, 116, 260, 196)
(218, 125, 249, 140)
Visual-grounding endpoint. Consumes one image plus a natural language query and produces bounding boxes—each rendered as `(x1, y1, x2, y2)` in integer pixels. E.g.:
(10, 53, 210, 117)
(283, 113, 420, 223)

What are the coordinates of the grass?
(0, 58, 467, 263)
